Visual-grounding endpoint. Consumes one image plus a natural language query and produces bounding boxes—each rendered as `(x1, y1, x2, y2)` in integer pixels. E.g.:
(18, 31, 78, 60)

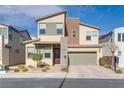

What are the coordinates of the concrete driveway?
(67, 65, 124, 79)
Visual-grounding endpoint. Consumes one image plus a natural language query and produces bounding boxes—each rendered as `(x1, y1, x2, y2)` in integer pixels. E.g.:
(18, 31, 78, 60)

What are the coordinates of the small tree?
(31, 53, 43, 67)
(106, 43, 116, 71)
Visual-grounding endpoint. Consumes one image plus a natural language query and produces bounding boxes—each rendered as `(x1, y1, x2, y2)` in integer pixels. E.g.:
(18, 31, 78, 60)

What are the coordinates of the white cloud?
(0, 5, 63, 27)
(0, 5, 63, 18)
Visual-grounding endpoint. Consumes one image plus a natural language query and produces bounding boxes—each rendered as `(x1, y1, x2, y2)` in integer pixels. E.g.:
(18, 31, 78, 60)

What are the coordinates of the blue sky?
(0, 5, 124, 36)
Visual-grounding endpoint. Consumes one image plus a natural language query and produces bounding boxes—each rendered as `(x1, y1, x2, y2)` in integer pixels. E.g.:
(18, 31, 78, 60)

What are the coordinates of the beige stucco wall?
(79, 25, 99, 45)
(37, 13, 65, 42)
(26, 43, 53, 67)
(38, 35, 63, 42)
(68, 47, 102, 66)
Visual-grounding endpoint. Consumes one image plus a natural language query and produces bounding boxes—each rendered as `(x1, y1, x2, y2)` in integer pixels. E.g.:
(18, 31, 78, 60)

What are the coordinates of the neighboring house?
(100, 27, 124, 68)
(0, 23, 31, 66)
(24, 11, 102, 68)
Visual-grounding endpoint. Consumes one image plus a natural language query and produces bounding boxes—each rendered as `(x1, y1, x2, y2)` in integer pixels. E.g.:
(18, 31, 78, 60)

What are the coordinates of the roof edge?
(80, 23, 100, 30)
(23, 38, 40, 44)
(36, 10, 66, 22)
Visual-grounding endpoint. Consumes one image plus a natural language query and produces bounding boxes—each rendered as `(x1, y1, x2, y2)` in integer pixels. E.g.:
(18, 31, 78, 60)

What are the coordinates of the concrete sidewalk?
(0, 72, 66, 78)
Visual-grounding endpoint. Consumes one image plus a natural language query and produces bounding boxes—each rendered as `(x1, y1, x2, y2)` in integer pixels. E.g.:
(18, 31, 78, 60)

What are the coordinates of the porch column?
(60, 37, 68, 68)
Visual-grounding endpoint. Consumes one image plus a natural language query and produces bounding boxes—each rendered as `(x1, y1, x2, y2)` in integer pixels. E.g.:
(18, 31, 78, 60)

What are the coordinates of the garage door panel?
(69, 52, 97, 65)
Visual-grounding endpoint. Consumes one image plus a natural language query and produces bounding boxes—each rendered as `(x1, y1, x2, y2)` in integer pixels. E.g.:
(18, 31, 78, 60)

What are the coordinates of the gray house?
(0, 23, 31, 66)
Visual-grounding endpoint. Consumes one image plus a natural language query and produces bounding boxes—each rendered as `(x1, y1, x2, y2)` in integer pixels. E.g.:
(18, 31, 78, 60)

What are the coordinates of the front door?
(54, 48, 60, 64)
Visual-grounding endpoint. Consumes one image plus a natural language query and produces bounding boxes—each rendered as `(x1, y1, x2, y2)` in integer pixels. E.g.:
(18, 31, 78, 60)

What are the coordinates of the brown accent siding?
(66, 18, 79, 44)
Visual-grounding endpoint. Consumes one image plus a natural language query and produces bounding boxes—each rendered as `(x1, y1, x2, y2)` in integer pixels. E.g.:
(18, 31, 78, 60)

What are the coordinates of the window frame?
(44, 47, 51, 58)
(39, 23, 46, 34)
(44, 53, 51, 58)
(56, 23, 63, 35)
(0, 28, 8, 39)
(86, 31, 92, 41)
(118, 33, 121, 42)
(72, 30, 77, 38)
(9, 29, 12, 40)
(92, 31, 98, 37)
(20, 36, 26, 44)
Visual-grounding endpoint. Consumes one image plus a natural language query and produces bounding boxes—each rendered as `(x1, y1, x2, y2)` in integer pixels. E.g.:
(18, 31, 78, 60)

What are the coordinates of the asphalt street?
(0, 78, 124, 88)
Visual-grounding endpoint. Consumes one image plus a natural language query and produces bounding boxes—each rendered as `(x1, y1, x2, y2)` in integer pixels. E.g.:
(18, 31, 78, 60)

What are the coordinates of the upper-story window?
(86, 31, 92, 40)
(92, 31, 98, 37)
(86, 31, 98, 41)
(118, 33, 121, 42)
(56, 23, 63, 34)
(0, 28, 8, 39)
(122, 33, 124, 42)
(20, 36, 26, 44)
(39, 23, 46, 34)
(72, 30, 77, 37)
(9, 29, 12, 40)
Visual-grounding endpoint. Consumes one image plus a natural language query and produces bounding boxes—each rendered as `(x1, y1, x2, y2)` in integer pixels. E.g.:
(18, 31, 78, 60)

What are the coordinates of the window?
(0, 28, 8, 39)
(56, 24, 63, 34)
(122, 33, 124, 42)
(45, 53, 51, 58)
(44, 47, 51, 58)
(118, 33, 121, 42)
(72, 30, 77, 37)
(9, 29, 12, 40)
(92, 31, 98, 37)
(27, 47, 36, 58)
(86, 31, 91, 40)
(20, 36, 26, 44)
(39, 23, 46, 34)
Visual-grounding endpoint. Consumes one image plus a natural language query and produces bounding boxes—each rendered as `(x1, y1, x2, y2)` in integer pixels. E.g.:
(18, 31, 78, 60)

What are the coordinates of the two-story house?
(0, 23, 31, 66)
(100, 27, 124, 68)
(24, 11, 102, 68)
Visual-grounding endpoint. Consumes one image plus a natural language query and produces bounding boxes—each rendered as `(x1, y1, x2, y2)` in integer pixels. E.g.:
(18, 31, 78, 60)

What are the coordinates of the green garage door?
(69, 52, 97, 65)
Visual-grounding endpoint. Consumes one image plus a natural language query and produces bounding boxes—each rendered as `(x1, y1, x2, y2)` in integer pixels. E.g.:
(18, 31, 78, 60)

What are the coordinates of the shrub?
(115, 69, 123, 74)
(22, 67, 28, 72)
(104, 64, 111, 69)
(28, 65, 34, 69)
(18, 64, 25, 69)
(44, 66, 50, 70)
(61, 68, 68, 72)
(31, 53, 43, 61)
(38, 62, 50, 68)
(14, 68, 20, 72)
(99, 57, 108, 66)
(42, 68, 47, 72)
